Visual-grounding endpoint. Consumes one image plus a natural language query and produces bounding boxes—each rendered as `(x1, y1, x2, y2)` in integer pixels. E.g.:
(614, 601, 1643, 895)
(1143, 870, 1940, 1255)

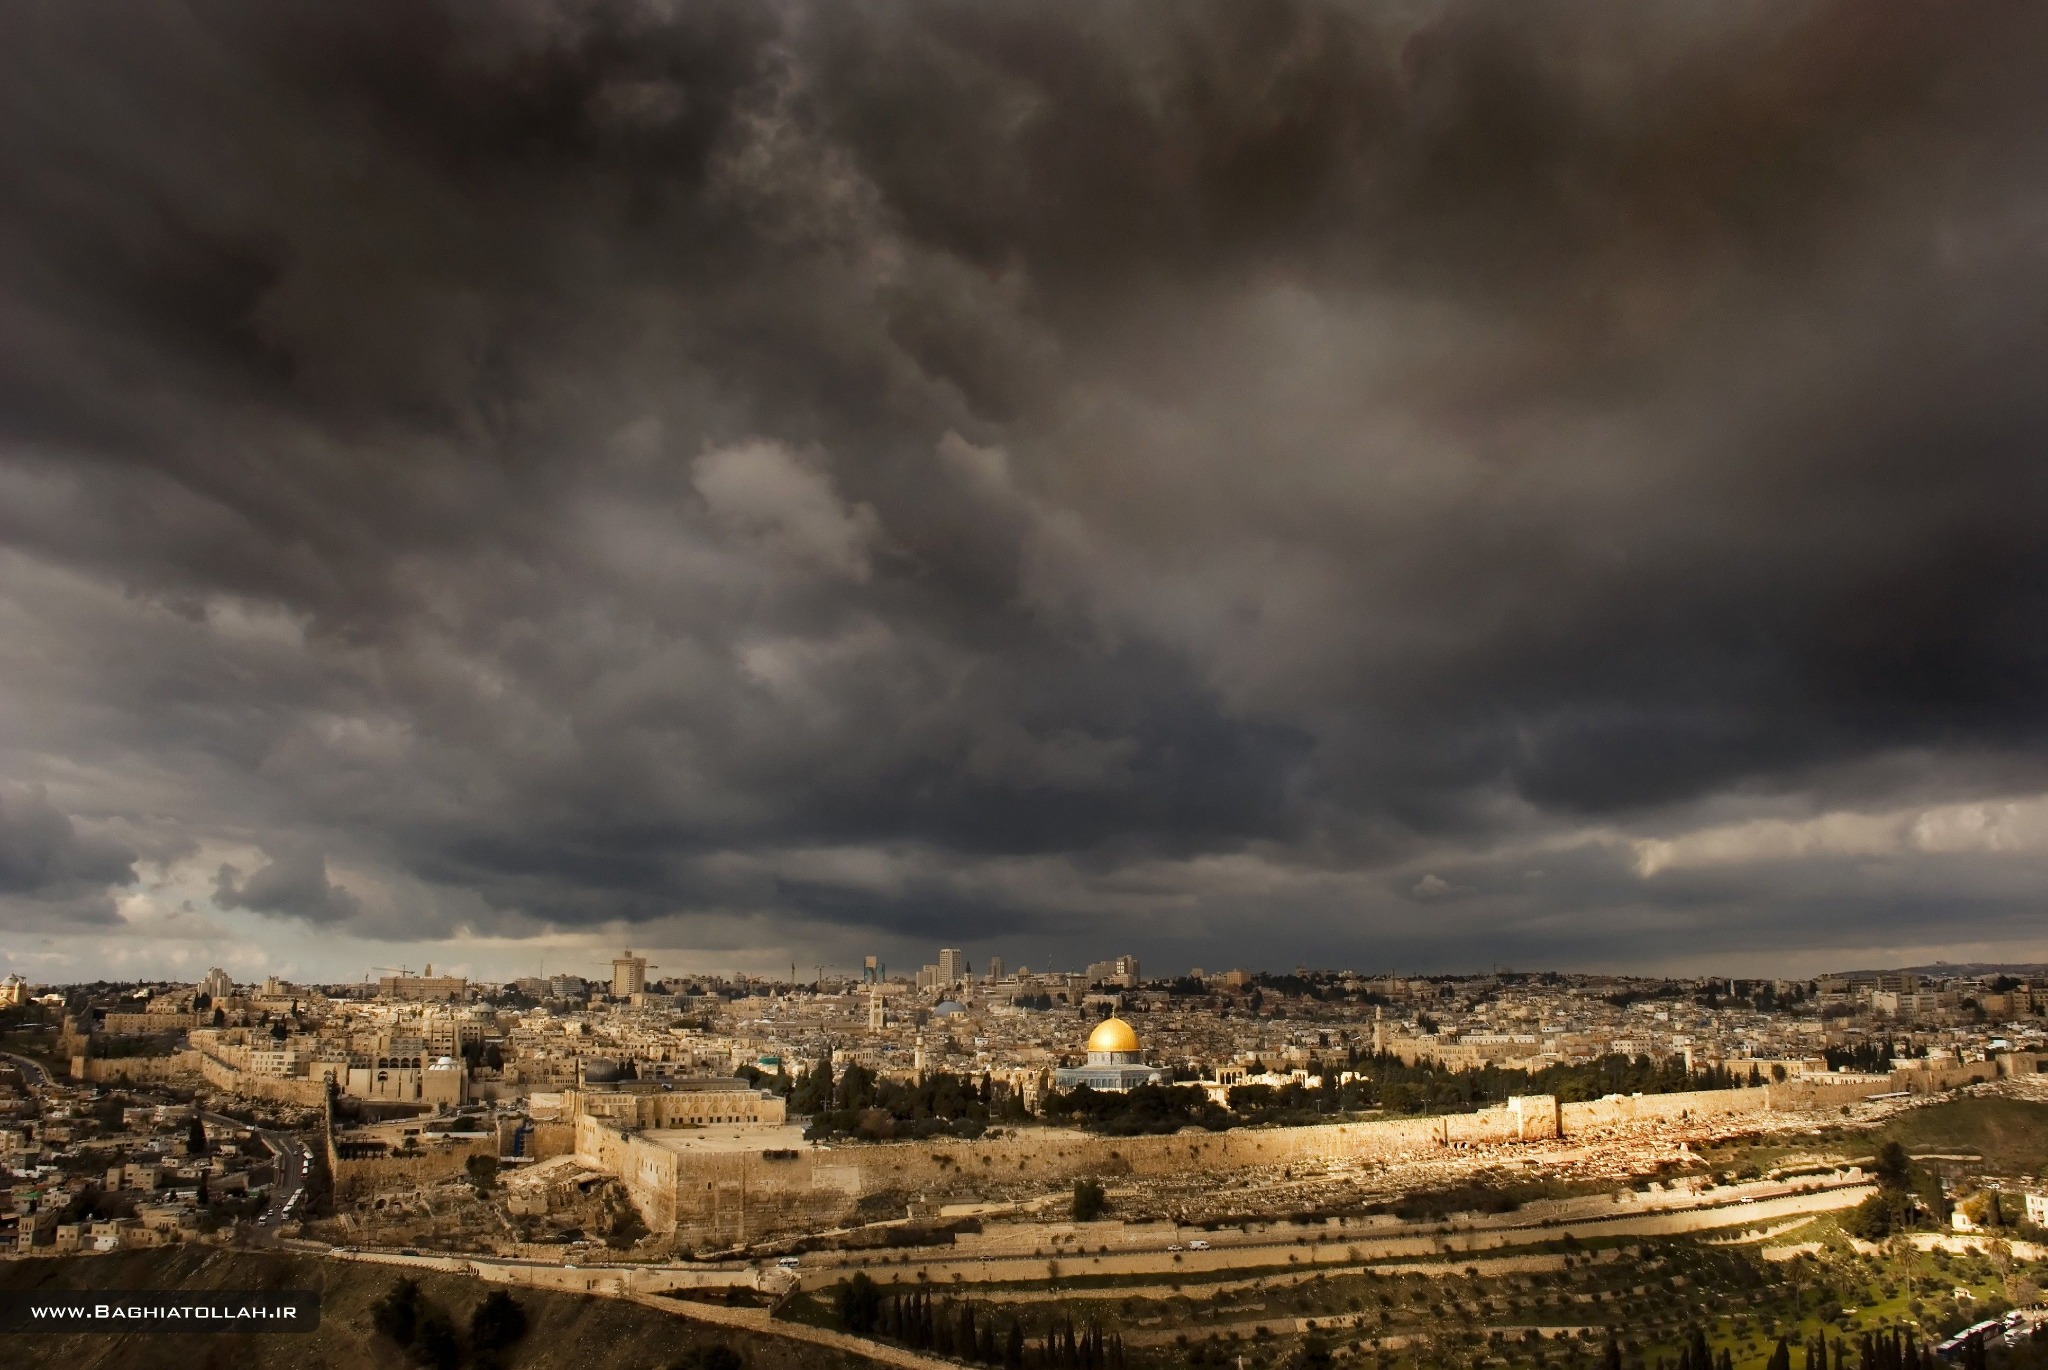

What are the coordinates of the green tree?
(1289, 1336, 1333, 1370)
(465, 1153, 499, 1193)
(668, 1347, 744, 1370)
(185, 1114, 207, 1156)
(369, 1278, 422, 1348)
(835, 1272, 881, 1335)
(470, 1290, 528, 1369)
(1874, 1141, 1913, 1191)
(789, 1054, 834, 1116)
(369, 1273, 464, 1370)
(1071, 1178, 1107, 1222)
(413, 1307, 461, 1370)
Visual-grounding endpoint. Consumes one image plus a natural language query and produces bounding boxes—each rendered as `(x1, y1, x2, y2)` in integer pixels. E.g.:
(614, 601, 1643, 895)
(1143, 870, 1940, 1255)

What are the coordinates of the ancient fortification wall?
(587, 1078, 1907, 1246)
(330, 1134, 495, 1203)
(580, 1095, 1557, 1245)
(193, 1050, 332, 1108)
(70, 1051, 202, 1084)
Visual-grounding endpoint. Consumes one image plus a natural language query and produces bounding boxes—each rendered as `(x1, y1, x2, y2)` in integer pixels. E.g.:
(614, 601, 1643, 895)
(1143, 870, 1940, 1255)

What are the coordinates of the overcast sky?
(6, 1, 2048, 987)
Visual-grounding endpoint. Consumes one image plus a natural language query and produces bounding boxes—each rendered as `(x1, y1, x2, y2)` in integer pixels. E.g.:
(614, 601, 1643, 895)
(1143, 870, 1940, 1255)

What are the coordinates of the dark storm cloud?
(6, 0, 2048, 971)
(214, 849, 362, 925)
(0, 788, 136, 927)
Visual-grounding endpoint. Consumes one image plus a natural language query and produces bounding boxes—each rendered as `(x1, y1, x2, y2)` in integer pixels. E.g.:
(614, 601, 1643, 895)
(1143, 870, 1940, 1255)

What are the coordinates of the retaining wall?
(330, 1134, 496, 1203)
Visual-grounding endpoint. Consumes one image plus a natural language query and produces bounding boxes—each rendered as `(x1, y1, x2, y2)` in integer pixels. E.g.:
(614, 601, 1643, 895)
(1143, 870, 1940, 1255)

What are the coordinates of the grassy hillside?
(0, 1249, 880, 1370)
(1877, 1094, 2048, 1172)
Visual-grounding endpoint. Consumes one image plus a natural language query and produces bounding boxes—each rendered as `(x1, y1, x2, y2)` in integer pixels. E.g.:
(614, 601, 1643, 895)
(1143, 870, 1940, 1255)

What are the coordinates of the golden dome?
(1087, 1016, 1139, 1054)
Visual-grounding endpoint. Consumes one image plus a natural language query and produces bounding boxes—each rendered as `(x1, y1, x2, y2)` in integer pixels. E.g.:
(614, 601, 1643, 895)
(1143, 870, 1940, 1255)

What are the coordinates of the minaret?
(1372, 1006, 1385, 1055)
(913, 1031, 926, 1082)
(868, 986, 885, 1032)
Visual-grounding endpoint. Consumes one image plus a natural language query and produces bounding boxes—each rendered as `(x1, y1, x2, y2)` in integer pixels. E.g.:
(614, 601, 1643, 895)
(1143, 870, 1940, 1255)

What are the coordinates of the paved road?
(258, 1129, 314, 1240)
(201, 1109, 314, 1243)
(7, 1048, 316, 1245)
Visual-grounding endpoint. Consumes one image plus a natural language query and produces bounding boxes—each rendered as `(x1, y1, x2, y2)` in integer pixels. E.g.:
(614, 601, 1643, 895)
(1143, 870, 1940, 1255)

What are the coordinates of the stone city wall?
(194, 1050, 332, 1108)
(588, 1078, 1919, 1246)
(1557, 1076, 1899, 1130)
(580, 1097, 1557, 1245)
(99, 1012, 205, 1034)
(330, 1134, 496, 1204)
(70, 1051, 202, 1085)
(1890, 1061, 1999, 1094)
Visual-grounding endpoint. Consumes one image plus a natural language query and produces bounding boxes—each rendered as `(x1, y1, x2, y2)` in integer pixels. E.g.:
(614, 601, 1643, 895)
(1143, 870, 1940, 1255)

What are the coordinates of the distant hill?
(0, 1248, 879, 1370)
(1822, 963, 2048, 979)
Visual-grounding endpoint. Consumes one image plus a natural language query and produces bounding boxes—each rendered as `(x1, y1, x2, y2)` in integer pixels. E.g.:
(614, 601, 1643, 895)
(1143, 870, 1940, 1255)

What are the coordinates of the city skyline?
(11, 3, 2048, 984)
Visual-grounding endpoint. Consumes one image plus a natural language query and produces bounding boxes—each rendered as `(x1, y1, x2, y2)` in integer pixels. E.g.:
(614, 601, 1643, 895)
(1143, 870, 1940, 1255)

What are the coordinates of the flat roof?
(640, 1123, 810, 1154)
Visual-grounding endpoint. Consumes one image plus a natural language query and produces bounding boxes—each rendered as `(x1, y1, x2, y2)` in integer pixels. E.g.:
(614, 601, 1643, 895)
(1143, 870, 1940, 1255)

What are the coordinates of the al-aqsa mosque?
(1053, 1015, 1169, 1092)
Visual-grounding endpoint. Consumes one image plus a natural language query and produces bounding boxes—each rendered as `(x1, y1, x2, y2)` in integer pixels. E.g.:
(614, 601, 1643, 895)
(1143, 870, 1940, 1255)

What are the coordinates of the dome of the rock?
(1086, 1016, 1139, 1054)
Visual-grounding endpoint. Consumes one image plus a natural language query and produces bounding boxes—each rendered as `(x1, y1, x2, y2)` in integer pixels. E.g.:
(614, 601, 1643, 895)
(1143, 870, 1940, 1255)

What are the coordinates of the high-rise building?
(986, 955, 1005, 983)
(201, 967, 233, 1002)
(938, 948, 966, 985)
(612, 951, 649, 999)
(1086, 955, 1141, 988)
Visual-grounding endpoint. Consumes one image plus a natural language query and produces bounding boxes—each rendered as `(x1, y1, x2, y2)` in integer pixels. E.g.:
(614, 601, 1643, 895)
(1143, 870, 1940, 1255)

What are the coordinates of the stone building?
(1054, 1016, 1168, 1092)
